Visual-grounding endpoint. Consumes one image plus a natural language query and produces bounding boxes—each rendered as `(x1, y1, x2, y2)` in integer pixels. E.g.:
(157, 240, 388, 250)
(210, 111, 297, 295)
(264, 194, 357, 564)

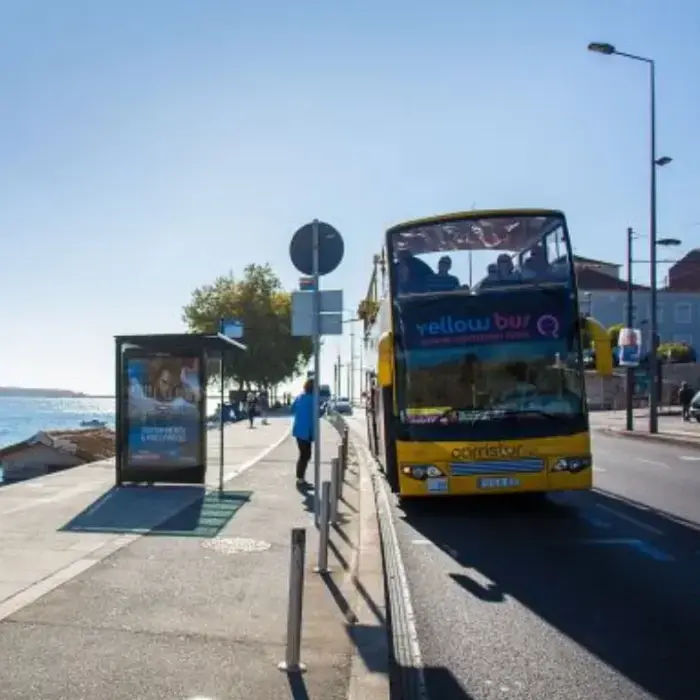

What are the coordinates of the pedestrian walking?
(679, 381, 694, 422)
(292, 379, 314, 484)
(259, 390, 269, 425)
(246, 390, 257, 428)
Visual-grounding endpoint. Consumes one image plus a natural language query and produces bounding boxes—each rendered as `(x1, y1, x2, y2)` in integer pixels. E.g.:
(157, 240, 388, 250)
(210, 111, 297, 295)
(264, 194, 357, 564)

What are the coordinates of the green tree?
(182, 264, 312, 388)
(657, 342, 695, 363)
(608, 323, 624, 347)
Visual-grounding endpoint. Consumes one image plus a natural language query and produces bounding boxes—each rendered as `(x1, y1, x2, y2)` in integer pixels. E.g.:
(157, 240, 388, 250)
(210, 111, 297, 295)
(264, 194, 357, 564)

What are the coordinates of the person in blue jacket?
(292, 379, 315, 484)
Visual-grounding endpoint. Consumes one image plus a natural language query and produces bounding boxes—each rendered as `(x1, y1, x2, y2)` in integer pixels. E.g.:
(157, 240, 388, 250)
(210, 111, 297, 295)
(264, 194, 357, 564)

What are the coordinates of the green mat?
(61, 487, 251, 538)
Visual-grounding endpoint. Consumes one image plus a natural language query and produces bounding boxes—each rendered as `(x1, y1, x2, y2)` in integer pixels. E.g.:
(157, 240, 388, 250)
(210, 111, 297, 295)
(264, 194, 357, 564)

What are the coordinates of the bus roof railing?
(386, 208, 565, 235)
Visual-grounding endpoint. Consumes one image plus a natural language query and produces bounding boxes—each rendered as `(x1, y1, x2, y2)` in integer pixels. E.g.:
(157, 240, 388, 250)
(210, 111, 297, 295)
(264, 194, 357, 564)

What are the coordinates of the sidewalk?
(589, 409, 700, 447)
(0, 417, 388, 699)
(0, 417, 290, 610)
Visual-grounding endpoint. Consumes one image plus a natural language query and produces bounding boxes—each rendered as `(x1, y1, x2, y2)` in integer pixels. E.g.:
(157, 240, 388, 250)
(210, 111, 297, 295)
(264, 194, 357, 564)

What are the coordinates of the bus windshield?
(393, 285, 585, 440)
(389, 212, 572, 296)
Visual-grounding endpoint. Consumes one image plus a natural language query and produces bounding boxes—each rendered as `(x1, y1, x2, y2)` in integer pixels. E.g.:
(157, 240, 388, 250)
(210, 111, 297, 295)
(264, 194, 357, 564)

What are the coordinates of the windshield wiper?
(430, 407, 494, 423)
(431, 407, 567, 423)
(492, 408, 567, 420)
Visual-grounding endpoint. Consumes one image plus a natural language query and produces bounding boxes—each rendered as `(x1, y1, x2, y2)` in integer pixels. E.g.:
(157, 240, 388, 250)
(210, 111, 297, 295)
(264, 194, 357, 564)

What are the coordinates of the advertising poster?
(397, 288, 571, 350)
(125, 355, 203, 469)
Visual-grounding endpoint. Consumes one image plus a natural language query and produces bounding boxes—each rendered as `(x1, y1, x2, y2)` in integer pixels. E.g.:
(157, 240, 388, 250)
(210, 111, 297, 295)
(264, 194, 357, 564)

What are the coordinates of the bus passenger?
(428, 255, 461, 291)
(496, 253, 517, 283)
(522, 245, 548, 280)
(480, 263, 500, 288)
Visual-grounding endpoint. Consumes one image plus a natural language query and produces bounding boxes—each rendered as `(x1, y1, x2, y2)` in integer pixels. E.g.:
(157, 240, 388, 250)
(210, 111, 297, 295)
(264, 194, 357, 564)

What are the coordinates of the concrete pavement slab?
(0, 417, 290, 610)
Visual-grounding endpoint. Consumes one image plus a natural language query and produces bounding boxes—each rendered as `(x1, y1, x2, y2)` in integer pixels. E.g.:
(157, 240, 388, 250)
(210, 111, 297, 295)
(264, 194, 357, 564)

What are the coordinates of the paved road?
(346, 414, 700, 700)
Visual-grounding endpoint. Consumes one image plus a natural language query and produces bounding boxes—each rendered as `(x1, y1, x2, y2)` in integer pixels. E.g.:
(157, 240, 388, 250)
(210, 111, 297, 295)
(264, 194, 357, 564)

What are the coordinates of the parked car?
(333, 397, 353, 415)
(690, 391, 700, 423)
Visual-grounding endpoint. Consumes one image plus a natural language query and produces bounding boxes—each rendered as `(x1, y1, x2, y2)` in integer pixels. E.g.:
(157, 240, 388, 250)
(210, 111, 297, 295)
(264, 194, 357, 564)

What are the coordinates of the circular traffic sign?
(290, 221, 344, 276)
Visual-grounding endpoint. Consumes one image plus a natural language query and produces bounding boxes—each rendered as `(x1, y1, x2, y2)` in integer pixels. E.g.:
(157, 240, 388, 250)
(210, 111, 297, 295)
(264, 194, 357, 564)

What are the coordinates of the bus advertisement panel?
(393, 287, 585, 440)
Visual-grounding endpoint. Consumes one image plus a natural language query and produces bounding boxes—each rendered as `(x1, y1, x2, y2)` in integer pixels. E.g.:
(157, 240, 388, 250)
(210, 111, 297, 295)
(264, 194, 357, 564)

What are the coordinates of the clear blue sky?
(1, 0, 698, 394)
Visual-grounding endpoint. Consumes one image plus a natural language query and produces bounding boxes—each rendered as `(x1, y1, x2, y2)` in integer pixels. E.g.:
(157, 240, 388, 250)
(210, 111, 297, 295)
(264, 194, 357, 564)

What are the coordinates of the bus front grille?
(450, 459, 544, 476)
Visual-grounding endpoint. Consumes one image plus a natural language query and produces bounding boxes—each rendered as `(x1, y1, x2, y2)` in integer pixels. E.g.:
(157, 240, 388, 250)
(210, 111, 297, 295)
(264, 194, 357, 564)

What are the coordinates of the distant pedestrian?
(259, 391, 269, 425)
(246, 391, 257, 428)
(679, 381, 694, 422)
(292, 379, 314, 484)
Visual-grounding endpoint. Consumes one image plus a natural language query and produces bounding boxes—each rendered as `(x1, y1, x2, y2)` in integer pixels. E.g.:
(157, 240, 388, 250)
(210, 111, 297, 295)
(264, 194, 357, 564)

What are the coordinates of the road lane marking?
(579, 538, 674, 562)
(580, 513, 611, 529)
(679, 455, 700, 461)
(223, 421, 291, 482)
(636, 457, 670, 469)
(596, 504, 664, 536)
(593, 467, 607, 473)
(411, 539, 431, 545)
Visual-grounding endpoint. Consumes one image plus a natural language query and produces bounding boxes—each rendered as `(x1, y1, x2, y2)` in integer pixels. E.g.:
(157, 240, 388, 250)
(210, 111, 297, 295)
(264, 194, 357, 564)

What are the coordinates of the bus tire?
(382, 385, 399, 493)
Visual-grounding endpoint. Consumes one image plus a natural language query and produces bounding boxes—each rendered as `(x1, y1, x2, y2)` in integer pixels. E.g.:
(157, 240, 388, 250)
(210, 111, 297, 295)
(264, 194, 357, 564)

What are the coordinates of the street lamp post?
(588, 41, 672, 433)
(626, 227, 635, 431)
(625, 232, 681, 432)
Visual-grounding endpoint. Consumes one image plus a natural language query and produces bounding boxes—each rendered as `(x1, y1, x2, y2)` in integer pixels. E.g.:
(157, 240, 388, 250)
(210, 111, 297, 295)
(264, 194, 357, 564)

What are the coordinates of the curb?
(340, 416, 427, 700)
(596, 426, 700, 449)
(345, 433, 391, 700)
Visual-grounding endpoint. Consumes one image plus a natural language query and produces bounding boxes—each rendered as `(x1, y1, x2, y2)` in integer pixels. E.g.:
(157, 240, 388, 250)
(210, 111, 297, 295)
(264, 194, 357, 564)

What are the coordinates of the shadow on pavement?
(320, 572, 357, 624)
(61, 486, 250, 537)
(296, 481, 314, 514)
(286, 671, 309, 700)
(391, 664, 474, 699)
(400, 489, 700, 700)
(449, 572, 504, 602)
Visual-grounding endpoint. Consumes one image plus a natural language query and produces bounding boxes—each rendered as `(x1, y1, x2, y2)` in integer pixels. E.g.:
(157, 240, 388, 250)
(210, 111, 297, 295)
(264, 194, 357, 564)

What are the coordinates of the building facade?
(574, 253, 700, 351)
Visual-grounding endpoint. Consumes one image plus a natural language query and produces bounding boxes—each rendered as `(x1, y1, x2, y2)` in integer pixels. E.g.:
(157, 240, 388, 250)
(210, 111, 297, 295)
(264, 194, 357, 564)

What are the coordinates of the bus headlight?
(400, 464, 443, 480)
(552, 456, 592, 473)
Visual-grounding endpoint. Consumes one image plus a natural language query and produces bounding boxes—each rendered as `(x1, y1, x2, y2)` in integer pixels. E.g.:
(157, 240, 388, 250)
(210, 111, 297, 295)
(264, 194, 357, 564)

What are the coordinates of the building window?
(622, 303, 648, 325)
(674, 302, 692, 324)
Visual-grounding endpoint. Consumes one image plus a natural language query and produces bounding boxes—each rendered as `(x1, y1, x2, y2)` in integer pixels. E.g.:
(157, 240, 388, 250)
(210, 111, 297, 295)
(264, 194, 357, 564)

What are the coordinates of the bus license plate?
(427, 477, 448, 493)
(478, 477, 520, 489)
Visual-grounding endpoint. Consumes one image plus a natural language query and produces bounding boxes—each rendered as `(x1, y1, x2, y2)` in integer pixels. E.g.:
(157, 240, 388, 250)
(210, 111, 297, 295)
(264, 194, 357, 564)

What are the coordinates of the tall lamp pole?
(588, 42, 672, 433)
(626, 227, 634, 431)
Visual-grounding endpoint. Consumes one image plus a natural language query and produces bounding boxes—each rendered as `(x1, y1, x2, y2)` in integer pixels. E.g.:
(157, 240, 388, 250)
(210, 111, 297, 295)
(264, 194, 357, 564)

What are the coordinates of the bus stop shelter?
(115, 333, 246, 490)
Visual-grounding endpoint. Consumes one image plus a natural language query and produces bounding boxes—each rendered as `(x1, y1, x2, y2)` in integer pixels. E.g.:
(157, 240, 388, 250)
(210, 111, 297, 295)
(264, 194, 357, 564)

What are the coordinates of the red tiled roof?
(0, 429, 115, 461)
(576, 267, 649, 291)
(572, 254, 622, 267)
(668, 249, 700, 290)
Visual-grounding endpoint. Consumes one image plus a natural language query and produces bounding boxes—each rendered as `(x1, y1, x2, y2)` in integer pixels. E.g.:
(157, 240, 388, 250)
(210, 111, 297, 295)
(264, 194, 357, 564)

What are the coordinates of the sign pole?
(312, 219, 321, 527)
(626, 227, 634, 431)
(219, 319, 225, 493)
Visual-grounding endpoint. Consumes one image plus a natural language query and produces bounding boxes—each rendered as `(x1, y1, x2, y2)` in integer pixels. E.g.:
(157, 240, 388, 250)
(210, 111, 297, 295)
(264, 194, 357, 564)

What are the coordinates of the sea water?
(0, 396, 226, 480)
(0, 397, 117, 450)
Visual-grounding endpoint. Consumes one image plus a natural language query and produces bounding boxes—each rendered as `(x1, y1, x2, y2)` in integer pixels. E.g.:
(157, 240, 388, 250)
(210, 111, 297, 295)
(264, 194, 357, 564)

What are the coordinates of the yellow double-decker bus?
(360, 209, 612, 498)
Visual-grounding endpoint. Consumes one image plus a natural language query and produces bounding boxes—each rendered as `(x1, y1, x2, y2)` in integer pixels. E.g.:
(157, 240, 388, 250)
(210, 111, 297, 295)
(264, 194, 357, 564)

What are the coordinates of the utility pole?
(336, 353, 341, 396)
(626, 227, 634, 431)
(359, 337, 364, 402)
(349, 328, 355, 404)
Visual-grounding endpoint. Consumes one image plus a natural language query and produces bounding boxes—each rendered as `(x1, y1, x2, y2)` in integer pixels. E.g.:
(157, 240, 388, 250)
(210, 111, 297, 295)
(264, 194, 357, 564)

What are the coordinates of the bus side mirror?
(377, 331, 393, 387)
(584, 317, 612, 376)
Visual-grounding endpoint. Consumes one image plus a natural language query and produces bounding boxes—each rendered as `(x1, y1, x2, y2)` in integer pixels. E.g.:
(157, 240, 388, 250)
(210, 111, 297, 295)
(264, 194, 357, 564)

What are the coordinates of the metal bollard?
(342, 427, 349, 469)
(314, 481, 331, 573)
(278, 528, 307, 673)
(337, 442, 345, 484)
(330, 457, 340, 523)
